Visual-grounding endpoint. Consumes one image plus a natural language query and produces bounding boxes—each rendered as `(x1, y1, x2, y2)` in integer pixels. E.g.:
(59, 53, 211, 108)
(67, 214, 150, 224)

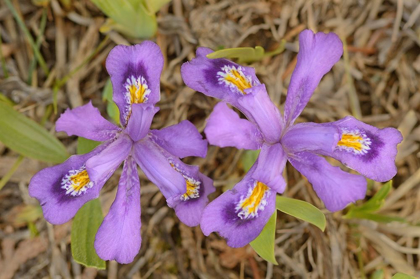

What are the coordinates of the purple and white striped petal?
(56, 102, 120, 141)
(282, 122, 340, 154)
(94, 157, 141, 264)
(28, 144, 109, 224)
(284, 30, 343, 126)
(239, 84, 283, 143)
(289, 152, 367, 212)
(151, 120, 208, 158)
(181, 47, 260, 108)
(106, 42, 164, 126)
(86, 134, 132, 184)
(126, 104, 159, 142)
(321, 116, 402, 182)
(200, 165, 276, 248)
(252, 143, 287, 194)
(204, 102, 263, 150)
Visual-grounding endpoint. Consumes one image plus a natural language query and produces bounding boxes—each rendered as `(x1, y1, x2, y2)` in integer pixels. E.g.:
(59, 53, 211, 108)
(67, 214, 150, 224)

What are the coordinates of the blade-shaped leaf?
(77, 137, 101, 155)
(0, 102, 68, 163)
(346, 211, 405, 224)
(241, 150, 260, 172)
(392, 273, 417, 279)
(102, 79, 120, 125)
(355, 181, 392, 212)
(144, 0, 171, 13)
(206, 40, 286, 63)
(276, 196, 326, 231)
(71, 199, 105, 269)
(250, 211, 278, 264)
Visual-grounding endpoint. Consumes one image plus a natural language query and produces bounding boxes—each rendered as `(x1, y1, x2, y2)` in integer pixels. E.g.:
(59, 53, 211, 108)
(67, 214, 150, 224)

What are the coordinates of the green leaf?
(392, 273, 417, 279)
(92, 0, 158, 38)
(355, 181, 392, 213)
(102, 79, 120, 125)
(77, 137, 101, 155)
(241, 150, 260, 172)
(346, 211, 405, 224)
(276, 196, 326, 231)
(206, 40, 286, 63)
(71, 199, 105, 269)
(370, 269, 384, 279)
(250, 211, 278, 264)
(0, 102, 69, 163)
(144, 0, 171, 13)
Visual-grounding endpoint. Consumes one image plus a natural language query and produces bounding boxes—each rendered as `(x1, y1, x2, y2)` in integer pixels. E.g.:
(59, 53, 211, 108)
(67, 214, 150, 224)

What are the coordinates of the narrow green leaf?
(144, 0, 171, 13)
(392, 273, 417, 279)
(77, 137, 101, 155)
(370, 269, 384, 279)
(0, 93, 14, 106)
(71, 199, 105, 269)
(250, 211, 278, 264)
(276, 196, 326, 231)
(241, 150, 260, 172)
(0, 102, 69, 163)
(356, 181, 392, 212)
(346, 211, 405, 224)
(102, 79, 120, 125)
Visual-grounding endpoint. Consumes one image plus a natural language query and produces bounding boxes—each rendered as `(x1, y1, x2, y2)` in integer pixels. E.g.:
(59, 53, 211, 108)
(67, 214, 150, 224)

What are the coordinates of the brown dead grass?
(1, 0, 420, 278)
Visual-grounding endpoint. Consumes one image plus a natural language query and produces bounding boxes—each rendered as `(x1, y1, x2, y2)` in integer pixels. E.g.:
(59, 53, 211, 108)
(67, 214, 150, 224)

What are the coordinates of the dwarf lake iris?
(29, 41, 214, 263)
(181, 30, 402, 247)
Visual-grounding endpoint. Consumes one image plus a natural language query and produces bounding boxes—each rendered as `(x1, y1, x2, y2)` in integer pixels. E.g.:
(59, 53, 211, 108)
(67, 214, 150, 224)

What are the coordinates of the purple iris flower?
(181, 30, 402, 247)
(29, 41, 215, 263)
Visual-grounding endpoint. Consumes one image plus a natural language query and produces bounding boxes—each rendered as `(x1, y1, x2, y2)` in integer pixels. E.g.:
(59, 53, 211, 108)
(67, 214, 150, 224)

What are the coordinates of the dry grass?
(0, 0, 420, 278)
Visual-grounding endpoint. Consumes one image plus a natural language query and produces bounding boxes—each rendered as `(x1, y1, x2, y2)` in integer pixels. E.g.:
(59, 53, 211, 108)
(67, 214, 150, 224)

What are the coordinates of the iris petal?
(126, 104, 159, 142)
(289, 151, 367, 212)
(204, 102, 263, 150)
(56, 102, 119, 141)
(94, 157, 141, 264)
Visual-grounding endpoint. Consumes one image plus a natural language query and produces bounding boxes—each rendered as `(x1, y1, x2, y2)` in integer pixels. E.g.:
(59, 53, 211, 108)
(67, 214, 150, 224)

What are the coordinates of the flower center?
(124, 75, 151, 121)
(169, 161, 201, 201)
(236, 181, 270, 219)
(217, 65, 253, 94)
(61, 166, 93, 196)
(336, 129, 372, 155)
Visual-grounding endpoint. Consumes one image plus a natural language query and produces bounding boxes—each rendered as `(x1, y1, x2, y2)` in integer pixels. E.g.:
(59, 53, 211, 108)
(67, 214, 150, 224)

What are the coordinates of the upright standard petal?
(282, 122, 340, 154)
(204, 102, 263, 150)
(252, 143, 287, 194)
(151, 120, 208, 158)
(133, 138, 186, 202)
(94, 157, 141, 264)
(29, 144, 109, 224)
(284, 30, 343, 126)
(289, 152, 367, 212)
(106, 42, 164, 125)
(181, 47, 260, 107)
(126, 104, 159, 142)
(86, 134, 132, 184)
(320, 116, 403, 182)
(56, 102, 120, 141)
(201, 165, 276, 247)
(239, 84, 283, 143)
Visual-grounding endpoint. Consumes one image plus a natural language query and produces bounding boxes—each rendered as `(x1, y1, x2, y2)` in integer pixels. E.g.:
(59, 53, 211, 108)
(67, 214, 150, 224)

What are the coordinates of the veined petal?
(126, 104, 159, 142)
(181, 47, 260, 107)
(289, 152, 367, 212)
(171, 166, 215, 227)
(239, 84, 283, 143)
(56, 102, 120, 141)
(321, 116, 403, 182)
(94, 157, 141, 264)
(201, 165, 276, 247)
(204, 102, 263, 150)
(86, 134, 132, 184)
(106, 42, 164, 126)
(133, 138, 186, 201)
(282, 122, 340, 154)
(151, 120, 208, 158)
(284, 30, 343, 126)
(28, 144, 109, 224)
(252, 143, 286, 193)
